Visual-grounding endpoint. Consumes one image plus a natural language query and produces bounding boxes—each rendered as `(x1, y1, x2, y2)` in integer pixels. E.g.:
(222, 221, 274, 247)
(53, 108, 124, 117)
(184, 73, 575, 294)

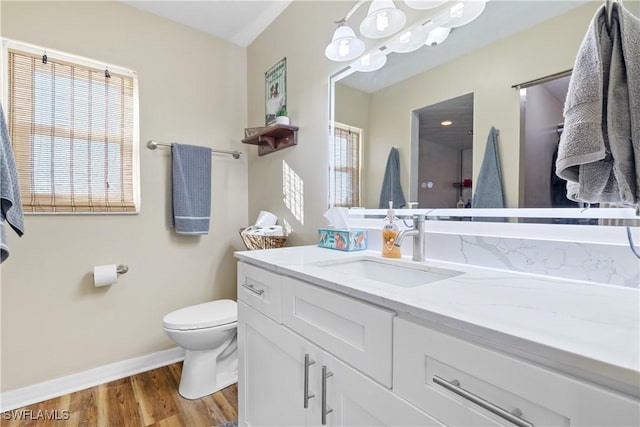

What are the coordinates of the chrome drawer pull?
(321, 365, 334, 425)
(242, 283, 265, 295)
(433, 375, 534, 427)
(304, 354, 316, 408)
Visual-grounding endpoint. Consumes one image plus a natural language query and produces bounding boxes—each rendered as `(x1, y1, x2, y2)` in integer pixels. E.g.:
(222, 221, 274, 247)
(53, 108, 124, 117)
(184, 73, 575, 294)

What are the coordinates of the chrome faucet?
(394, 214, 426, 262)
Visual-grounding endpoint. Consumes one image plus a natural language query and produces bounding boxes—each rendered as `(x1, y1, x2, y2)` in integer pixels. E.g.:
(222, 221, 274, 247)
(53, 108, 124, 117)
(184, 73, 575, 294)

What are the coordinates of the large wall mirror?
(329, 0, 633, 223)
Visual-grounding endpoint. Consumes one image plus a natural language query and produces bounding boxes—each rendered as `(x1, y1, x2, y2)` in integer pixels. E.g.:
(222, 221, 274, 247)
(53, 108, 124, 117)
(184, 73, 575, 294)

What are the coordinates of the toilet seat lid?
(163, 299, 237, 330)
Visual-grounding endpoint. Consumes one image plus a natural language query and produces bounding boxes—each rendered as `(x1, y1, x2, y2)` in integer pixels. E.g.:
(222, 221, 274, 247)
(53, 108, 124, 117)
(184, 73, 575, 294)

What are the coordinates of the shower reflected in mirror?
(412, 93, 474, 209)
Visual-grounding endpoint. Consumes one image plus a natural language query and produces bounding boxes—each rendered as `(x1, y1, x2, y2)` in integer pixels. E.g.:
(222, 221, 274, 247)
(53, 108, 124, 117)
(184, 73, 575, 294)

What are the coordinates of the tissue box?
(318, 228, 367, 251)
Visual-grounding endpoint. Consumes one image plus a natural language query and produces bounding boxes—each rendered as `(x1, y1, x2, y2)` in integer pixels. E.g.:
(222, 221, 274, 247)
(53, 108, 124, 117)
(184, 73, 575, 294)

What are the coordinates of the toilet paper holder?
(91, 264, 129, 277)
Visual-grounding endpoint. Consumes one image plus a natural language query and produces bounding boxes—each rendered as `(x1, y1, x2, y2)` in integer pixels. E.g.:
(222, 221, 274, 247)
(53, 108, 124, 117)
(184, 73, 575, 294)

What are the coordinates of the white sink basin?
(318, 257, 463, 287)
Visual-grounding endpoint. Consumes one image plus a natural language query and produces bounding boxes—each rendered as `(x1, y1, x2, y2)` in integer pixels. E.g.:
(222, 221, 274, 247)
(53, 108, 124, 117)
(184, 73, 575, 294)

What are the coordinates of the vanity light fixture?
(388, 19, 452, 53)
(404, 0, 449, 10)
(425, 25, 451, 46)
(387, 23, 431, 53)
(351, 48, 388, 72)
(324, 0, 486, 65)
(360, 0, 407, 39)
(432, 0, 486, 28)
(441, 120, 453, 126)
(325, 22, 367, 61)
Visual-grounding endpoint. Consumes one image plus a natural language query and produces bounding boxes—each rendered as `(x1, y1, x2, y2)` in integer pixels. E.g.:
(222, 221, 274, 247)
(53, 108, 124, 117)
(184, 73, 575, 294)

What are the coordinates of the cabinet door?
(311, 351, 444, 427)
(239, 301, 318, 427)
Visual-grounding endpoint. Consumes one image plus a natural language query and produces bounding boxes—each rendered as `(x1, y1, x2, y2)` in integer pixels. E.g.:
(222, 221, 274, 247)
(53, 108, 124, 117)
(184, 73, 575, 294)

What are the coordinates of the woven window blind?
(330, 124, 360, 207)
(7, 48, 136, 212)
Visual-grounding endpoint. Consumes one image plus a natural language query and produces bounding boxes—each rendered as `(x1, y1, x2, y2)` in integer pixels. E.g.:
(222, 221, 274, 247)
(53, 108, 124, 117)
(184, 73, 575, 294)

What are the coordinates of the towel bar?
(147, 140, 242, 159)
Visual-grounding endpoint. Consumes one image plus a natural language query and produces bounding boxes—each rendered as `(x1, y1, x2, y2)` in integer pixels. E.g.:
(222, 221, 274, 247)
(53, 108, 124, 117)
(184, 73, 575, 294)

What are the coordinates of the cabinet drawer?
(281, 276, 394, 387)
(393, 317, 640, 426)
(237, 262, 282, 323)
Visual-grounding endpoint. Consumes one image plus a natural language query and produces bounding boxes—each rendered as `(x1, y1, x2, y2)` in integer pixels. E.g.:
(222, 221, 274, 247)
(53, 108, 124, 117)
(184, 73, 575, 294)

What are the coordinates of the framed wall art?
(265, 57, 286, 125)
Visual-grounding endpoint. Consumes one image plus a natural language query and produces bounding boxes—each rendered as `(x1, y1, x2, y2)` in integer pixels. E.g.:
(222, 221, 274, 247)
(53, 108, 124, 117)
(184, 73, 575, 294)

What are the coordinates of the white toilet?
(163, 299, 238, 399)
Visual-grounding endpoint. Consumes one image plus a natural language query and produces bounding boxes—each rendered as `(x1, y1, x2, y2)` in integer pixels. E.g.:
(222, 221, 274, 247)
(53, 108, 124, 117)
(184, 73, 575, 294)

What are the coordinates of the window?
(329, 123, 361, 208)
(4, 40, 139, 213)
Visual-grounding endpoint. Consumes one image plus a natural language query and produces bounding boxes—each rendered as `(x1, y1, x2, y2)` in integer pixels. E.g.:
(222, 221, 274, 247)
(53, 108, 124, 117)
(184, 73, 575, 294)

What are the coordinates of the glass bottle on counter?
(381, 201, 401, 258)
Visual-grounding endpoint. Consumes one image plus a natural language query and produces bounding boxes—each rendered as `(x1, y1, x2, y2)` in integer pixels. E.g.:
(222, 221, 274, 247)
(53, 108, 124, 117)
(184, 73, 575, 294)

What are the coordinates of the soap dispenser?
(382, 201, 401, 258)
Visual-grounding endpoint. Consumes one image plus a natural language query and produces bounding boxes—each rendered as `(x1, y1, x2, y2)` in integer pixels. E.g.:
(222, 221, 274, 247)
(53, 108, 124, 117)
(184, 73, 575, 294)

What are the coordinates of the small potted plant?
(275, 107, 289, 125)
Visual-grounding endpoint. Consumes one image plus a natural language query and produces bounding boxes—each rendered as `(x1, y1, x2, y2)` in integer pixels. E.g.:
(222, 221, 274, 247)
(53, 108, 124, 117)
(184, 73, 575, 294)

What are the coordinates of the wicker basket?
(239, 228, 287, 250)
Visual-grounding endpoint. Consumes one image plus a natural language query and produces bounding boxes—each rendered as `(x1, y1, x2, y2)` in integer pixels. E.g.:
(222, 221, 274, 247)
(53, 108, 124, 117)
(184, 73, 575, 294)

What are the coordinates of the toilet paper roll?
(93, 264, 118, 287)
(264, 225, 284, 236)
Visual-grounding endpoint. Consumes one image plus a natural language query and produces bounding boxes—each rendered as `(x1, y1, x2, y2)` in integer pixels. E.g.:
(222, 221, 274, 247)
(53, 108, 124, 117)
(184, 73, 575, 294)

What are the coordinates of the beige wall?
(1, 1, 248, 391)
(335, 83, 370, 131)
(363, 2, 601, 208)
(246, 1, 349, 245)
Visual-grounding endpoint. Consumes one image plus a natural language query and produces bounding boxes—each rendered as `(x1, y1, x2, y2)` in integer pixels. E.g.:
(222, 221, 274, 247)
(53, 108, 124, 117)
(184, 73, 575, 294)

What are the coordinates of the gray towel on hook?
(0, 102, 24, 263)
(378, 147, 406, 209)
(170, 143, 212, 235)
(556, 5, 611, 202)
(607, 2, 640, 206)
(556, 4, 640, 206)
(472, 127, 504, 209)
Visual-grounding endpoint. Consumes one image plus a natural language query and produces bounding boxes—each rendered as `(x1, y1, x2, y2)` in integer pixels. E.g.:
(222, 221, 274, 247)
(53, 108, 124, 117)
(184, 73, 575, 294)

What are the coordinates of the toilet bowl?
(163, 299, 238, 399)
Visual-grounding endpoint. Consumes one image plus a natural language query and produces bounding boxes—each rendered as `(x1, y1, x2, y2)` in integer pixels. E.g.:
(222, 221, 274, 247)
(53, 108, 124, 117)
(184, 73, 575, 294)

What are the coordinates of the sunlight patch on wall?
(282, 160, 304, 225)
(282, 218, 294, 236)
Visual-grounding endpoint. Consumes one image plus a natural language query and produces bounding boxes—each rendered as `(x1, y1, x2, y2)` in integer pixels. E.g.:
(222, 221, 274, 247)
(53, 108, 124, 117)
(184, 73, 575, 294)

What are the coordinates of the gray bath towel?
(472, 127, 504, 209)
(556, 5, 611, 201)
(170, 143, 212, 235)
(607, 2, 640, 206)
(378, 147, 406, 209)
(0, 102, 24, 263)
(557, 4, 640, 206)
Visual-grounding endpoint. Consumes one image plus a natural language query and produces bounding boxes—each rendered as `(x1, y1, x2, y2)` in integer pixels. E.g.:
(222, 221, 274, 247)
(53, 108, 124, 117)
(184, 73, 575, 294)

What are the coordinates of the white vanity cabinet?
(394, 316, 640, 426)
(237, 259, 640, 427)
(237, 262, 442, 427)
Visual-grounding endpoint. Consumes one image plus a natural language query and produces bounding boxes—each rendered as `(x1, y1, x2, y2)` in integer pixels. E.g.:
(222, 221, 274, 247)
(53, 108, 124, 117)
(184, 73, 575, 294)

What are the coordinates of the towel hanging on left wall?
(0, 102, 25, 263)
(170, 143, 212, 235)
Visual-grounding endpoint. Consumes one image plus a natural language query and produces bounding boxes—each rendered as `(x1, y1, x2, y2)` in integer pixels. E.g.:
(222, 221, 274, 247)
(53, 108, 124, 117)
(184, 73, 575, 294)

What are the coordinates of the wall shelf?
(242, 123, 299, 156)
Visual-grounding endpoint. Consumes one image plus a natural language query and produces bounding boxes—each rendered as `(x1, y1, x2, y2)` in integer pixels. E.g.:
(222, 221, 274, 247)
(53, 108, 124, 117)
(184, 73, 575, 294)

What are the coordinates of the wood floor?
(1, 363, 237, 427)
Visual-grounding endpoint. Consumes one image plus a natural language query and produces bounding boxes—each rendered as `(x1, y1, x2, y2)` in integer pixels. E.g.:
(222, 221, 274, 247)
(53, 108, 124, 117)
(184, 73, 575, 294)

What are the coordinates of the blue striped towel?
(170, 143, 212, 235)
(1, 102, 24, 263)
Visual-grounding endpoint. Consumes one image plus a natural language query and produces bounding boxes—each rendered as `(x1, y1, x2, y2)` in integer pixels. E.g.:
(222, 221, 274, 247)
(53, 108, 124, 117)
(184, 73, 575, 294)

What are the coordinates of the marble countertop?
(235, 246, 640, 395)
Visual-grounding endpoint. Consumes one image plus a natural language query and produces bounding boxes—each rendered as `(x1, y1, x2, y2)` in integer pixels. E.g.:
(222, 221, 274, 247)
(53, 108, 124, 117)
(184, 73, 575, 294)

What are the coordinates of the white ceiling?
(122, 0, 291, 47)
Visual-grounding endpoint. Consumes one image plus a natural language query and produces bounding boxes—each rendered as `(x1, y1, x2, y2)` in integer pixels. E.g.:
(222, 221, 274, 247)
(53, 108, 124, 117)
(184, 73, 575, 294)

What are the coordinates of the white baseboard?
(0, 347, 185, 412)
